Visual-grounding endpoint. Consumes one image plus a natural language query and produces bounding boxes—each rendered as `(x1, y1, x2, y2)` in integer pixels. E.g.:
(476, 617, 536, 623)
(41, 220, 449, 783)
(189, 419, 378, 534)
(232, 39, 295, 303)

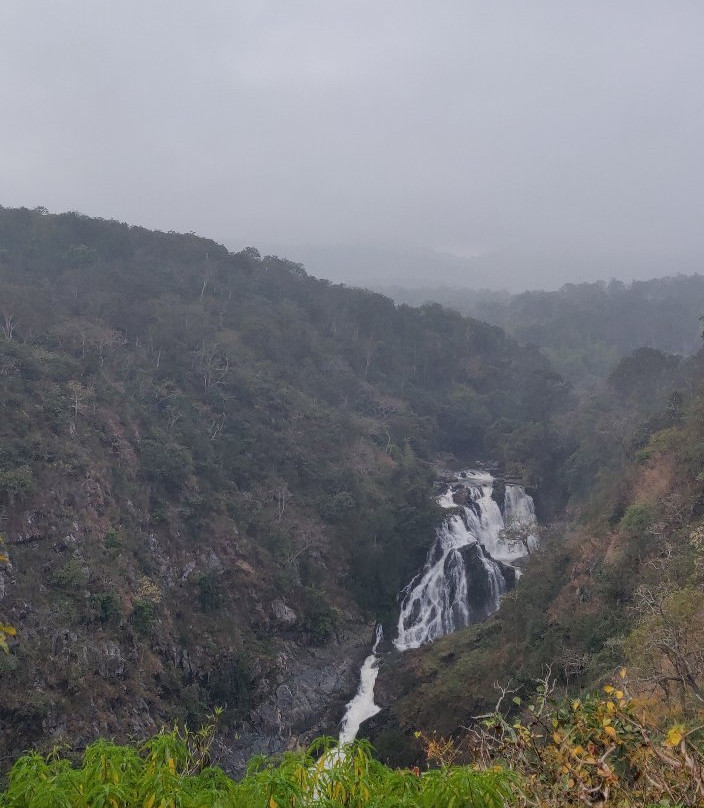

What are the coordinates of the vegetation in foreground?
(2, 675, 703, 807)
(0, 729, 514, 808)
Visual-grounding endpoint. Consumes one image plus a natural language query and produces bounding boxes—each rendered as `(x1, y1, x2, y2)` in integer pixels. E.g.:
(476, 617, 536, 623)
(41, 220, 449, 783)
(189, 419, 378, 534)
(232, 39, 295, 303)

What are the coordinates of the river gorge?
(337, 469, 538, 744)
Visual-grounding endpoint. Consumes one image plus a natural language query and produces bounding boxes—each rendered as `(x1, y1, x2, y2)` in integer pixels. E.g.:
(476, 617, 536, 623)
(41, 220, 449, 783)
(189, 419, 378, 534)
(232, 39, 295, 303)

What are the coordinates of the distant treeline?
(380, 274, 704, 382)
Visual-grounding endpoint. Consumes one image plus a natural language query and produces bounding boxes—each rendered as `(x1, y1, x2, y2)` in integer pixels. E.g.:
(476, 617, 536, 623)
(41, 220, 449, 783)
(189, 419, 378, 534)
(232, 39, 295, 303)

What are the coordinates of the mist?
(2, 1, 703, 289)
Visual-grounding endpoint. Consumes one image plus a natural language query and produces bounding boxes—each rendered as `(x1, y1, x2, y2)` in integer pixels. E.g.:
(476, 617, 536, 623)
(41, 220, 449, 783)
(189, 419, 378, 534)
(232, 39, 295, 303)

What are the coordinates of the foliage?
(0, 731, 517, 808)
(94, 591, 121, 624)
(618, 503, 655, 537)
(384, 275, 704, 385)
(196, 571, 222, 612)
(498, 518, 540, 556)
(469, 671, 704, 807)
(300, 587, 339, 645)
(0, 537, 15, 652)
(0, 465, 33, 505)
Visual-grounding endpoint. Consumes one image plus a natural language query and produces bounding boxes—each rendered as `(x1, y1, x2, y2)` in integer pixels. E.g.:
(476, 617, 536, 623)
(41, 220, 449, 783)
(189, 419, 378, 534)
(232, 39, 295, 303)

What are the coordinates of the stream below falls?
(337, 468, 538, 744)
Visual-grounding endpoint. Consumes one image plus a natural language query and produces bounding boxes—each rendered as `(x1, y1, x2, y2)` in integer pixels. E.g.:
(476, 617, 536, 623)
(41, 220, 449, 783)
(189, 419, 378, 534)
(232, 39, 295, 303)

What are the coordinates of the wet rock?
(217, 620, 373, 775)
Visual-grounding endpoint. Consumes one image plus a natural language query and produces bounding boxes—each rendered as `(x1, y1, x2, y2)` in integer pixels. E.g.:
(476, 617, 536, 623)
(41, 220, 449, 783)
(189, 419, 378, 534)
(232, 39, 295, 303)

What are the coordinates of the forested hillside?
(5, 206, 703, 803)
(371, 342, 704, 774)
(380, 275, 704, 383)
(0, 207, 566, 767)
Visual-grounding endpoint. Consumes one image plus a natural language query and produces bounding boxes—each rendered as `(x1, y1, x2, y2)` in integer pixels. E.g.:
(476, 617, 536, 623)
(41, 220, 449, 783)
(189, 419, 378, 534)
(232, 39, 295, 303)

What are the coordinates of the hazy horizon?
(2, 2, 704, 290)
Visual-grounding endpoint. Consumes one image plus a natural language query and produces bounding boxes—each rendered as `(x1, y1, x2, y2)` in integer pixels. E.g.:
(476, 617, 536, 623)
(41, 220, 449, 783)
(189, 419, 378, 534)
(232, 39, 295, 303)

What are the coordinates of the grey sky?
(1, 1, 703, 289)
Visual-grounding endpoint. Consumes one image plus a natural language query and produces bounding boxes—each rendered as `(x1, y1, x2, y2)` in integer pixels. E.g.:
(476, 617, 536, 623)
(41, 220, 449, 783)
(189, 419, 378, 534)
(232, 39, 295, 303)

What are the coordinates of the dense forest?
(380, 276, 704, 384)
(369, 318, 704, 780)
(0, 206, 565, 768)
(2, 206, 704, 806)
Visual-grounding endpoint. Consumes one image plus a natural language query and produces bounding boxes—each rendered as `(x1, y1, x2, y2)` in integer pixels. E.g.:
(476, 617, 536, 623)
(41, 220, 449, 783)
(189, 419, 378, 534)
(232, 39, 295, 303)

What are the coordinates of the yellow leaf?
(144, 795, 156, 808)
(603, 685, 614, 694)
(553, 732, 562, 744)
(604, 725, 618, 740)
(614, 690, 623, 699)
(607, 701, 616, 712)
(572, 745, 584, 757)
(1, 625, 16, 637)
(619, 668, 627, 679)
(572, 699, 580, 710)
(665, 726, 684, 747)
(168, 757, 175, 774)
(268, 797, 279, 808)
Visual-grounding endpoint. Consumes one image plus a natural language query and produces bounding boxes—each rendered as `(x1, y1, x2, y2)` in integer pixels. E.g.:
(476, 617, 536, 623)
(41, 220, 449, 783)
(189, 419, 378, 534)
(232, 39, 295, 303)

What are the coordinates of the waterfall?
(395, 470, 536, 651)
(339, 469, 537, 740)
(338, 625, 384, 745)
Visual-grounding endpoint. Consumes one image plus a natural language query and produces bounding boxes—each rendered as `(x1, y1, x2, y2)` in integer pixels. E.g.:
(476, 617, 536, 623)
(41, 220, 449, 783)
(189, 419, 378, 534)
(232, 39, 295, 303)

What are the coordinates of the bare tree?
(1, 308, 15, 340)
(499, 518, 540, 555)
(629, 583, 704, 711)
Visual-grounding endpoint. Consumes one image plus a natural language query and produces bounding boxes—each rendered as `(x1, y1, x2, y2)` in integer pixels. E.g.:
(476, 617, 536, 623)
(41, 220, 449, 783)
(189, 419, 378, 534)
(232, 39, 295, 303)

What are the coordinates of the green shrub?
(94, 591, 121, 623)
(51, 559, 88, 591)
(0, 730, 517, 808)
(300, 588, 338, 645)
(103, 527, 123, 549)
(131, 600, 157, 633)
(196, 571, 222, 612)
(619, 503, 655, 537)
(0, 465, 34, 504)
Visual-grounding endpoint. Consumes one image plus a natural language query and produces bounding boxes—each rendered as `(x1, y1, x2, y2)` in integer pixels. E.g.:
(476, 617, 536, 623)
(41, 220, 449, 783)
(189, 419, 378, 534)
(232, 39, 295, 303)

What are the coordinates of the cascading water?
(339, 469, 537, 741)
(395, 470, 536, 651)
(338, 625, 384, 745)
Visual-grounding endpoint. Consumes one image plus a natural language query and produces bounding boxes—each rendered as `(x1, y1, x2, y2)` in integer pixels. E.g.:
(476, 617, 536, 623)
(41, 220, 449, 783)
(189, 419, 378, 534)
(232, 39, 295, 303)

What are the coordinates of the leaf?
(604, 725, 618, 740)
(603, 685, 614, 694)
(619, 668, 627, 679)
(512, 696, 522, 705)
(664, 726, 684, 747)
(144, 794, 156, 808)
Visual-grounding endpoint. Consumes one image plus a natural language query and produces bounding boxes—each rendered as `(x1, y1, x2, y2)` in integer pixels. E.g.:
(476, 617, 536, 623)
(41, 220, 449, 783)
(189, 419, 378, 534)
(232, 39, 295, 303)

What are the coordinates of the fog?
(1, 1, 703, 290)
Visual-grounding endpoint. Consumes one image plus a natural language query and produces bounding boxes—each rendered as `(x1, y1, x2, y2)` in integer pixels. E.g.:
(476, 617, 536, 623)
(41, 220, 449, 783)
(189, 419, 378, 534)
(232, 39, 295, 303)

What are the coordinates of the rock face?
(217, 620, 373, 773)
(459, 544, 516, 622)
(271, 599, 297, 628)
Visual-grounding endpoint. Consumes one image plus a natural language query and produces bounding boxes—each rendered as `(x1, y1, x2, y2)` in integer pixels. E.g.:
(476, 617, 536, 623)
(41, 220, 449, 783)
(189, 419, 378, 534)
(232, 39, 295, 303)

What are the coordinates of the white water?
(338, 469, 537, 740)
(338, 624, 384, 744)
(395, 471, 536, 651)
(504, 484, 539, 554)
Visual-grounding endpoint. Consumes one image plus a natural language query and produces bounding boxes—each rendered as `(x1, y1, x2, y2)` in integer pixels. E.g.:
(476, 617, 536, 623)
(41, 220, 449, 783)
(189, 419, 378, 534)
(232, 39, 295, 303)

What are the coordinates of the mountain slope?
(0, 206, 567, 767)
(379, 275, 704, 384)
(370, 348, 704, 764)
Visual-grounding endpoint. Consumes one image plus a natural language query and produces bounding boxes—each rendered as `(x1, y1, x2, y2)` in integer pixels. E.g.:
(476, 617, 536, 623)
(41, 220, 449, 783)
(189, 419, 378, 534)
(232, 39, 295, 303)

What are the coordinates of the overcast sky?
(1, 2, 703, 289)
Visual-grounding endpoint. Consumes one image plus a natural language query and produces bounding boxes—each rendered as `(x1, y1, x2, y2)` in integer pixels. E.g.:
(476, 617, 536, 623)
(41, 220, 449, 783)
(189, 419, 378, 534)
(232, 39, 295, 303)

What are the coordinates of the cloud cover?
(1, 1, 703, 288)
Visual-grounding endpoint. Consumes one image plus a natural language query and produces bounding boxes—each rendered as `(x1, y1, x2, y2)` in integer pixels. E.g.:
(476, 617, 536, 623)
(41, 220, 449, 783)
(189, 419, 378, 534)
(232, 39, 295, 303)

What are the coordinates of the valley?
(1, 207, 704, 804)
